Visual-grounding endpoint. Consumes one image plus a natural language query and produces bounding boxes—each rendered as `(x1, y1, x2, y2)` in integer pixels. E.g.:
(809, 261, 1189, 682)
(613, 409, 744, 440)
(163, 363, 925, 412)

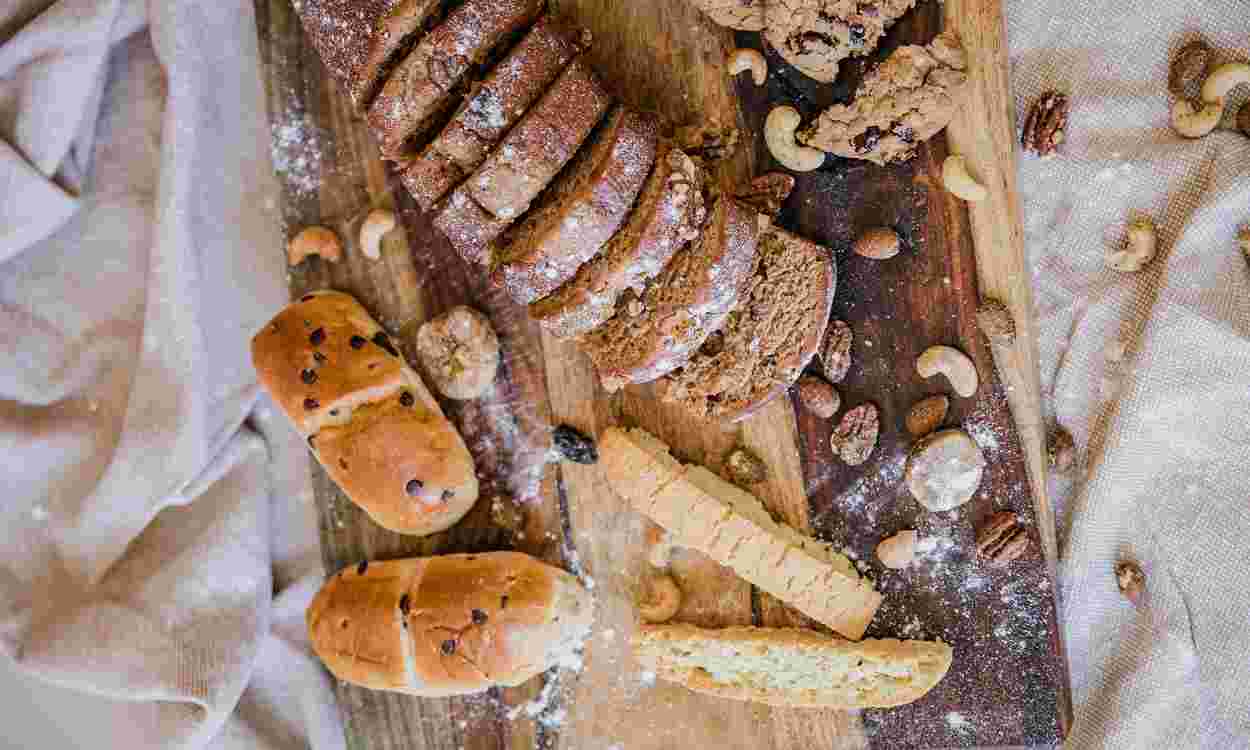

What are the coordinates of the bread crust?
(633, 624, 953, 708)
(251, 291, 479, 536)
(308, 553, 594, 695)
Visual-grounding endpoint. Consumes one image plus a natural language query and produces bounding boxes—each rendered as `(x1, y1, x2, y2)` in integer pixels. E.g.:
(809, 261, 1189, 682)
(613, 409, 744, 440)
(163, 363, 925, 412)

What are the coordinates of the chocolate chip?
(399, 594, 411, 616)
(849, 23, 865, 41)
(313, 352, 327, 364)
(300, 294, 314, 302)
(440, 639, 456, 656)
(309, 328, 325, 346)
(851, 126, 882, 154)
(500, 595, 509, 609)
(399, 391, 414, 407)
(405, 479, 423, 496)
(372, 332, 399, 357)
(471, 609, 488, 625)
(339, 458, 348, 470)
(303, 397, 319, 410)
(357, 560, 368, 575)
(441, 489, 455, 501)
(892, 123, 916, 144)
(350, 335, 366, 349)
(329, 409, 339, 417)
(301, 369, 318, 385)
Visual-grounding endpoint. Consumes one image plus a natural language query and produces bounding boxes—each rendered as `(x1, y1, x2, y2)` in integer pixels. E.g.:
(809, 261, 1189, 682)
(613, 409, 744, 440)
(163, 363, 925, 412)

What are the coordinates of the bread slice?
(367, 0, 544, 158)
(600, 427, 882, 639)
(658, 228, 836, 422)
(465, 56, 612, 222)
(401, 16, 586, 210)
(528, 143, 707, 337)
(292, 0, 442, 113)
(491, 107, 660, 304)
(583, 195, 759, 391)
(431, 187, 510, 267)
(633, 624, 953, 708)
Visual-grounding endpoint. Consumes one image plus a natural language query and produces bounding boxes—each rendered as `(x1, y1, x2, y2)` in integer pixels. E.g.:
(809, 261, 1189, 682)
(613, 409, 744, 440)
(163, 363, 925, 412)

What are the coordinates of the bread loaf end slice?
(633, 624, 953, 708)
(601, 427, 882, 640)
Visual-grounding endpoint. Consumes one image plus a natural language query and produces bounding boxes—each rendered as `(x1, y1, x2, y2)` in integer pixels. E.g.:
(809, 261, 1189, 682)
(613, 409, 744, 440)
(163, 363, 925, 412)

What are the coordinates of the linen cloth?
(1008, 1, 1250, 747)
(1, 1, 1248, 749)
(0, 1, 337, 749)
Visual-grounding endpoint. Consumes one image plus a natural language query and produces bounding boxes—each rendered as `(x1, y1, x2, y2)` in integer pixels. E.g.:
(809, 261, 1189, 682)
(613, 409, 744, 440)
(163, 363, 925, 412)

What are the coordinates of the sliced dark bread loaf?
(465, 56, 612, 221)
(657, 228, 836, 422)
(583, 194, 760, 392)
(367, 0, 544, 159)
(491, 107, 660, 304)
(292, 0, 442, 113)
(529, 143, 707, 338)
(431, 187, 508, 267)
(401, 16, 586, 210)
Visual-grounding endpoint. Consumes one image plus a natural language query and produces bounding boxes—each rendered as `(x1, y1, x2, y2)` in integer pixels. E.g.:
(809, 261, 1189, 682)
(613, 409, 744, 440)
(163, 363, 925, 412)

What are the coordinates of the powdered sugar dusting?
(269, 95, 324, 202)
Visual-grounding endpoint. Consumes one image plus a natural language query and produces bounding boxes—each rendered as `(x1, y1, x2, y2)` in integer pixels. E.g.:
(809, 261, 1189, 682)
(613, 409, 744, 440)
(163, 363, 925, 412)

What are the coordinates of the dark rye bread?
(657, 228, 836, 422)
(367, 0, 544, 158)
(491, 107, 660, 305)
(291, 0, 441, 113)
(583, 195, 760, 392)
(431, 187, 505, 267)
(401, 16, 586, 210)
(529, 143, 707, 338)
(465, 56, 612, 221)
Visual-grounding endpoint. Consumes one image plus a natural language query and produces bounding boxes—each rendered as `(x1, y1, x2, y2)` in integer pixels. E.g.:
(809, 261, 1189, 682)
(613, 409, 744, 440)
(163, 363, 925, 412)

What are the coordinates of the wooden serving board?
(254, 0, 1072, 747)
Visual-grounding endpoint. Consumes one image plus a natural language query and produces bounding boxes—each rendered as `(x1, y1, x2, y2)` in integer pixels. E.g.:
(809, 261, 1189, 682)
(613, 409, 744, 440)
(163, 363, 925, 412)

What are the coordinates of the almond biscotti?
(600, 427, 882, 640)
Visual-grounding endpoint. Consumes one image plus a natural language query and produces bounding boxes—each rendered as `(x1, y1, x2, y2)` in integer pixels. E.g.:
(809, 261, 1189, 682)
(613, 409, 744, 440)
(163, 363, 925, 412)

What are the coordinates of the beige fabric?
(1008, 1, 1250, 746)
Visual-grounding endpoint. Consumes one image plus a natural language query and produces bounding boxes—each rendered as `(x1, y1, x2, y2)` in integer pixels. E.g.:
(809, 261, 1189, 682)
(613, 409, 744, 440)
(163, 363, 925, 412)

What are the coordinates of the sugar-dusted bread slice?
(291, 0, 442, 112)
(368, 0, 544, 158)
(633, 624, 953, 708)
(492, 107, 659, 304)
(432, 186, 511, 267)
(465, 56, 612, 222)
(600, 427, 882, 639)
(401, 16, 586, 210)
(583, 195, 759, 391)
(658, 227, 836, 422)
(529, 143, 707, 338)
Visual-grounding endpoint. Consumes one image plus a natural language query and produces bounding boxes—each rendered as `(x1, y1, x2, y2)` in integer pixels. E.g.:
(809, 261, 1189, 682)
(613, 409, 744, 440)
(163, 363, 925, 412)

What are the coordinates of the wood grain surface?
(253, 0, 1071, 747)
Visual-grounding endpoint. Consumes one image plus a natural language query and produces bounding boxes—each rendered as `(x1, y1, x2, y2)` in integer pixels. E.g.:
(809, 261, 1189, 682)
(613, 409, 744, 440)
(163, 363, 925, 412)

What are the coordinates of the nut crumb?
(725, 447, 767, 485)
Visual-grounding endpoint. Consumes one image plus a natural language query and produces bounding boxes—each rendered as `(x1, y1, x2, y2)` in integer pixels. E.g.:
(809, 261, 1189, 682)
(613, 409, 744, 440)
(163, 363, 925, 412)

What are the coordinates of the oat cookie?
(689, 0, 764, 31)
(764, 0, 918, 83)
(416, 306, 501, 400)
(800, 32, 968, 165)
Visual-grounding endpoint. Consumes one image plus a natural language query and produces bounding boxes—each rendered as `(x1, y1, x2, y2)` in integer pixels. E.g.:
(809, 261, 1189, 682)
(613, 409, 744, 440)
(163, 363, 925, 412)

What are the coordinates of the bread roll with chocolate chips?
(307, 552, 593, 695)
(251, 290, 478, 535)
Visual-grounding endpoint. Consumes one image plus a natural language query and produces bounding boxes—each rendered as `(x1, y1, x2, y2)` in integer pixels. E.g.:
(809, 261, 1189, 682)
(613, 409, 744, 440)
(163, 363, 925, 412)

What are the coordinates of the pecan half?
(1169, 40, 1210, 98)
(735, 172, 796, 218)
(1115, 560, 1146, 605)
(820, 320, 853, 383)
(1021, 91, 1069, 158)
(830, 403, 879, 466)
(976, 512, 1030, 566)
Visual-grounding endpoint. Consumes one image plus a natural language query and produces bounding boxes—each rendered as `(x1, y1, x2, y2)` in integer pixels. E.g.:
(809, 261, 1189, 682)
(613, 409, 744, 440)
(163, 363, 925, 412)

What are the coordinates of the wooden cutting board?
(253, 0, 1072, 747)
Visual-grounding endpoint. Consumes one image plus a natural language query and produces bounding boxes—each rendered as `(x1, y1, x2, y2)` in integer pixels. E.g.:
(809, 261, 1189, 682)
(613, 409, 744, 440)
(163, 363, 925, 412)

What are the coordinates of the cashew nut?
(1106, 217, 1157, 273)
(287, 225, 342, 266)
(359, 208, 397, 260)
(876, 530, 918, 570)
(941, 155, 988, 202)
(765, 106, 824, 172)
(728, 48, 767, 86)
(1171, 98, 1223, 139)
(1201, 62, 1250, 103)
(638, 574, 682, 623)
(917, 345, 979, 398)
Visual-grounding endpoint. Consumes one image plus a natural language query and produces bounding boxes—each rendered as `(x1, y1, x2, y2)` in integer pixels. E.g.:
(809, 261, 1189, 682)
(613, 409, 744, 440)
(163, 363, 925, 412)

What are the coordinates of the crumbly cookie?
(764, 0, 918, 83)
(689, 0, 764, 31)
(799, 32, 968, 165)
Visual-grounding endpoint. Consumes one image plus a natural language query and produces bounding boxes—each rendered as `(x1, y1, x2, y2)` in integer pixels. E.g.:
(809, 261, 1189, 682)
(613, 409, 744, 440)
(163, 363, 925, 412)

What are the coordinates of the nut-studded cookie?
(800, 32, 968, 165)
(764, 0, 918, 83)
(689, 0, 765, 31)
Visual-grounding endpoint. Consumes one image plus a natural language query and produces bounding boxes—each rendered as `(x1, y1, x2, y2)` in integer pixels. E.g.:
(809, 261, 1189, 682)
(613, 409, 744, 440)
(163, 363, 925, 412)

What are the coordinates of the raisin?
(300, 294, 314, 302)
(349, 335, 366, 349)
(848, 23, 866, 48)
(441, 489, 455, 501)
(313, 352, 327, 364)
(500, 595, 509, 609)
(471, 609, 488, 625)
(399, 594, 411, 616)
(303, 397, 319, 410)
(372, 332, 399, 357)
(852, 126, 882, 154)
(440, 639, 456, 656)
(309, 328, 325, 346)
(553, 424, 598, 464)
(301, 369, 317, 385)
(399, 391, 414, 407)
(357, 560, 368, 575)
(892, 123, 915, 144)
(405, 479, 423, 496)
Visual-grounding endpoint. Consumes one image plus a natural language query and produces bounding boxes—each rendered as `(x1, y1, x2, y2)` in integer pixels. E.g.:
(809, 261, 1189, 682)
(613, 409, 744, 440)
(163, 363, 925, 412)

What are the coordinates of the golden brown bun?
(307, 553, 594, 695)
(251, 291, 479, 536)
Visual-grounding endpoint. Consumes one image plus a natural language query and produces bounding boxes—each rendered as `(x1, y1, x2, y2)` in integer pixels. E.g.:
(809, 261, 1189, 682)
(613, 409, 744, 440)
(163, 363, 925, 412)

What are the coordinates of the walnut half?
(1021, 91, 1070, 158)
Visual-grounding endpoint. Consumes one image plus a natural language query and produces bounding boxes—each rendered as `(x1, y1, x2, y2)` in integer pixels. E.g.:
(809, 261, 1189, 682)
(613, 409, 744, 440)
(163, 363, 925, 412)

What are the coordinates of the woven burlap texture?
(1008, 1, 1250, 746)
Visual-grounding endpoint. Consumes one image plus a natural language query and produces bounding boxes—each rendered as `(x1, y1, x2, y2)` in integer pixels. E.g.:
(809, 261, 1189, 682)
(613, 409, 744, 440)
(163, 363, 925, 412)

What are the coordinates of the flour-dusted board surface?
(253, 0, 1071, 747)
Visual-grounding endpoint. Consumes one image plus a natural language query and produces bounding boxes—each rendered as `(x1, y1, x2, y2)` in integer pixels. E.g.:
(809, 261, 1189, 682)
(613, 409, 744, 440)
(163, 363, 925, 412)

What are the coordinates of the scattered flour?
(945, 711, 973, 734)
